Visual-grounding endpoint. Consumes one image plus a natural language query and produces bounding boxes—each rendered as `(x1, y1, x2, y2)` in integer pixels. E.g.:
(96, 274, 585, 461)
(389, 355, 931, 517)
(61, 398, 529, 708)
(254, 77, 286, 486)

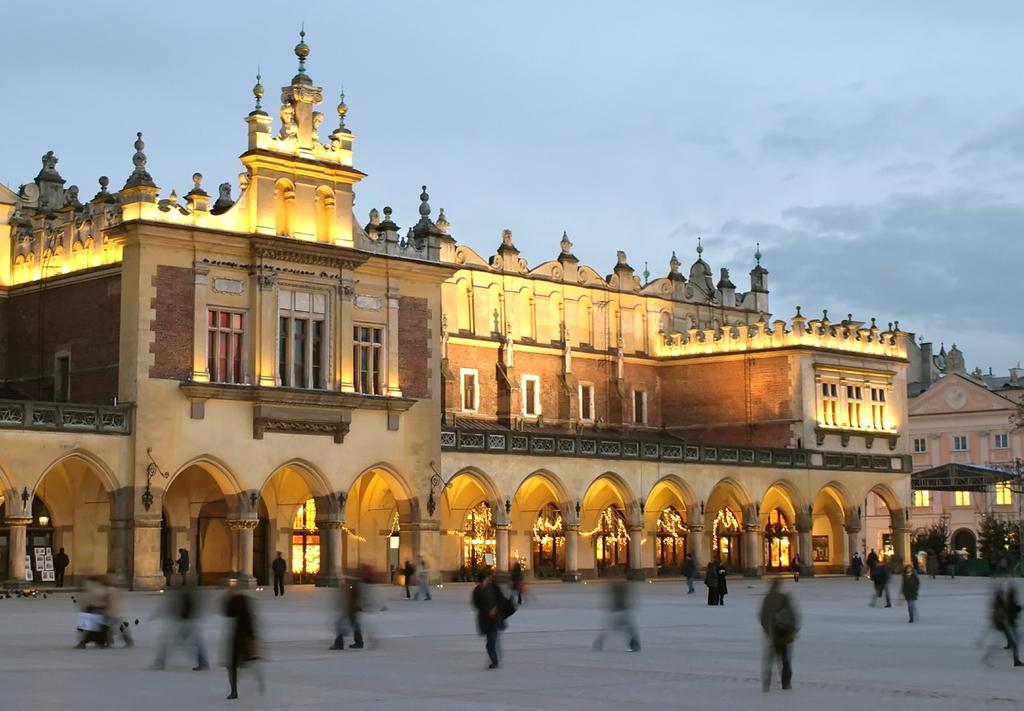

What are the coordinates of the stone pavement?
(0, 575, 1020, 710)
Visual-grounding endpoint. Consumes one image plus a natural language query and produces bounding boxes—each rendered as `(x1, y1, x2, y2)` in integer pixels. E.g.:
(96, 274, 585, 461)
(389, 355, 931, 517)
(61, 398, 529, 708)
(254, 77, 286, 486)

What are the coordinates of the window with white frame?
(869, 387, 886, 429)
(821, 382, 839, 426)
(208, 309, 245, 384)
(632, 389, 647, 424)
(460, 369, 479, 412)
(952, 435, 969, 452)
(846, 385, 863, 429)
(353, 325, 384, 395)
(278, 290, 327, 389)
(954, 490, 971, 507)
(995, 481, 1013, 506)
(522, 375, 541, 417)
(994, 433, 1009, 449)
(579, 382, 595, 421)
(913, 437, 927, 453)
(913, 490, 931, 507)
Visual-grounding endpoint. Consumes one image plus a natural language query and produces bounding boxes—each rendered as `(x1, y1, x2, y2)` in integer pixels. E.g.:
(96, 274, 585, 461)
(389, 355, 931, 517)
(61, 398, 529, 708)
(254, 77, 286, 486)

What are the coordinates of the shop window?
(463, 502, 495, 571)
(656, 507, 687, 573)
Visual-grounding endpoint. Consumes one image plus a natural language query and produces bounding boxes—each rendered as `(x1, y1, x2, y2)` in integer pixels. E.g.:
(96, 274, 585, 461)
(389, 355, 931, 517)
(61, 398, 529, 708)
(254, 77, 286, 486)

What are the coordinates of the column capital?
(844, 526, 862, 534)
(318, 519, 344, 530)
(688, 524, 705, 533)
(4, 516, 32, 527)
(564, 522, 580, 533)
(744, 523, 762, 533)
(226, 518, 259, 531)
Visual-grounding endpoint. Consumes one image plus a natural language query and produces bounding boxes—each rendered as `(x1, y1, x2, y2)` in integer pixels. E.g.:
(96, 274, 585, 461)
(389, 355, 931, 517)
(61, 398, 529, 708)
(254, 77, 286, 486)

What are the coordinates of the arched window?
(275, 179, 296, 237)
(763, 508, 793, 570)
(291, 498, 320, 583)
(315, 186, 335, 242)
(656, 506, 688, 573)
(462, 502, 495, 571)
(532, 504, 564, 574)
(593, 506, 629, 576)
(712, 507, 742, 571)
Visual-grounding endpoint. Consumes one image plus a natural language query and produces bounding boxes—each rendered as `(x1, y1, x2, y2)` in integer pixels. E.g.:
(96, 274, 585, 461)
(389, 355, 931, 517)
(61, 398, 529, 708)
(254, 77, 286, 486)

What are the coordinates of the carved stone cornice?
(179, 382, 417, 413)
(4, 516, 33, 527)
(251, 235, 369, 272)
(226, 518, 260, 531)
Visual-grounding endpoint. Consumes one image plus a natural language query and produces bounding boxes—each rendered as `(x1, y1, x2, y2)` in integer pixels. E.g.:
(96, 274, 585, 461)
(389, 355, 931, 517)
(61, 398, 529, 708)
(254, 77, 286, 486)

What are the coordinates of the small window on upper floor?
(954, 490, 971, 507)
(913, 490, 931, 508)
(952, 435, 969, 452)
(913, 438, 927, 453)
(632, 389, 647, 425)
(208, 309, 246, 384)
(522, 375, 541, 417)
(460, 369, 479, 413)
(994, 433, 1009, 449)
(995, 481, 1013, 506)
(579, 382, 595, 421)
(353, 325, 384, 395)
(54, 353, 71, 402)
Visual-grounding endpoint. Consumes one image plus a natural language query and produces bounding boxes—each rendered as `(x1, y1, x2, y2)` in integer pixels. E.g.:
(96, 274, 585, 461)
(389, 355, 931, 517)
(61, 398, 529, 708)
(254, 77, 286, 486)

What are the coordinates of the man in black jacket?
(271, 552, 287, 597)
(471, 572, 505, 669)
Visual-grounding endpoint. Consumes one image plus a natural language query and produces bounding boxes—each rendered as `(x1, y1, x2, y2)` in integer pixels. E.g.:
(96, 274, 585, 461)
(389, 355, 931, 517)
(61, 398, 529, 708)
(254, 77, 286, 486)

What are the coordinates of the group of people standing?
(704, 559, 728, 605)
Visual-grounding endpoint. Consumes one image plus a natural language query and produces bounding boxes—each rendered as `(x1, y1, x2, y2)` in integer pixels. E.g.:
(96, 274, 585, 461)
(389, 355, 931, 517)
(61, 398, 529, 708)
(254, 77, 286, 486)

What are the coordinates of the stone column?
(320, 520, 344, 587)
(796, 512, 814, 577)
(254, 271, 278, 386)
(338, 277, 356, 392)
(132, 515, 165, 590)
(687, 524, 706, 568)
(627, 526, 644, 579)
(106, 487, 134, 587)
(563, 524, 580, 582)
(495, 524, 510, 573)
(5, 517, 31, 587)
(892, 522, 911, 566)
(743, 524, 762, 577)
(845, 526, 861, 574)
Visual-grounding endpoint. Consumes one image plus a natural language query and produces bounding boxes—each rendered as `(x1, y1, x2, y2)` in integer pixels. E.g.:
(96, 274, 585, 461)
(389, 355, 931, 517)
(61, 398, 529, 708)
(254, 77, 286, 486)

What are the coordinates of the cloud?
(718, 188, 1024, 367)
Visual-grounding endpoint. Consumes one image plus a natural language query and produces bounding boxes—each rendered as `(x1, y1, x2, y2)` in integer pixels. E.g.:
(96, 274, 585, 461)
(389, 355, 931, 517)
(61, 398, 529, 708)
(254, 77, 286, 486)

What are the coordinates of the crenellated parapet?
(659, 308, 908, 360)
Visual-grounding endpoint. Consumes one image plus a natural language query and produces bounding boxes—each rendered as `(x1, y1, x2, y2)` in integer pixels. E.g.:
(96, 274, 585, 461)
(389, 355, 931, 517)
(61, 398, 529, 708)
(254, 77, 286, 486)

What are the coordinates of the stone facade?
(0, 34, 914, 589)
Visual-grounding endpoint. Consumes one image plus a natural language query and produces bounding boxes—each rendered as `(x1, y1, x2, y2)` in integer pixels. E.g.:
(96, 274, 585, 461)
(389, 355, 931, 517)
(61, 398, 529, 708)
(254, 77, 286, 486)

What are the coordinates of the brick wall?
(149, 266, 194, 380)
(0, 273, 121, 403)
(398, 296, 430, 399)
(661, 354, 795, 446)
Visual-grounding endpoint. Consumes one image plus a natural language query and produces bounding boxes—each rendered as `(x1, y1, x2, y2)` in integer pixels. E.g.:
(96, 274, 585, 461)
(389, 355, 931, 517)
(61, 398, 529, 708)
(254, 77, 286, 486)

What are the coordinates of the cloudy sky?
(3, 2, 1022, 370)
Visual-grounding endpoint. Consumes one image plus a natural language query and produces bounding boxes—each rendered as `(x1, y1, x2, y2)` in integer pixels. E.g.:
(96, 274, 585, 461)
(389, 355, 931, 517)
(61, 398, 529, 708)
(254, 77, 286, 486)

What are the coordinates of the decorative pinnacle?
(560, 230, 573, 254)
(669, 251, 680, 272)
(696, 236, 703, 256)
(822, 309, 829, 321)
(643, 261, 650, 283)
(419, 185, 431, 218)
(337, 89, 348, 129)
(795, 305, 802, 317)
(292, 26, 311, 84)
(253, 69, 264, 112)
(754, 242, 762, 265)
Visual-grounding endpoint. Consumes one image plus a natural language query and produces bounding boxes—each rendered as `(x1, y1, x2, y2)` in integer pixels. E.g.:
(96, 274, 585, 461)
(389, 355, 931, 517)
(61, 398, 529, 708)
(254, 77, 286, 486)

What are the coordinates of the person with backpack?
(471, 571, 509, 669)
(759, 578, 799, 691)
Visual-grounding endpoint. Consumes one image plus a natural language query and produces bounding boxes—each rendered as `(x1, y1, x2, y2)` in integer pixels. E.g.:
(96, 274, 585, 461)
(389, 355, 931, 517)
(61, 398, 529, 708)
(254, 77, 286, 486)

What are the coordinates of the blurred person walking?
(925, 550, 937, 579)
(151, 583, 209, 671)
(683, 553, 697, 594)
(983, 584, 1023, 667)
(592, 575, 640, 652)
(705, 560, 720, 606)
(402, 559, 414, 599)
(414, 557, 432, 601)
(866, 549, 879, 580)
(53, 547, 69, 588)
(511, 561, 525, 605)
(271, 552, 287, 597)
(870, 562, 891, 608)
(75, 576, 110, 648)
(330, 575, 364, 650)
(790, 553, 801, 583)
(901, 565, 920, 623)
(224, 587, 263, 700)
(162, 556, 175, 588)
(104, 578, 134, 647)
(759, 578, 799, 691)
(472, 571, 510, 668)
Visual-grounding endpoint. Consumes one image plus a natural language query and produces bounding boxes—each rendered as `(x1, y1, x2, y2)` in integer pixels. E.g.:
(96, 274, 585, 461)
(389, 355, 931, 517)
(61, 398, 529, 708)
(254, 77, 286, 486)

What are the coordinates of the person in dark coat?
(705, 560, 720, 606)
(593, 575, 640, 652)
(760, 578, 799, 691)
(704, 561, 720, 606)
(984, 584, 1023, 667)
(925, 550, 937, 579)
(402, 560, 415, 599)
(511, 561, 525, 605)
(471, 571, 505, 669)
(176, 549, 190, 585)
(870, 562, 891, 607)
(716, 565, 729, 606)
(865, 549, 879, 580)
(790, 554, 801, 583)
(682, 553, 697, 594)
(901, 565, 920, 623)
(53, 548, 70, 588)
(851, 551, 863, 580)
(331, 575, 364, 650)
(162, 556, 175, 588)
(271, 552, 287, 597)
(224, 588, 263, 700)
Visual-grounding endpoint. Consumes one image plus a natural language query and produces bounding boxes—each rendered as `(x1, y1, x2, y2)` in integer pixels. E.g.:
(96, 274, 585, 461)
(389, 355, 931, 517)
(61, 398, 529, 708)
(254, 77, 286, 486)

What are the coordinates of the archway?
(259, 462, 332, 585)
(952, 528, 977, 558)
(0, 497, 54, 585)
(344, 465, 415, 582)
(162, 459, 241, 585)
(812, 485, 849, 573)
(760, 483, 799, 572)
(705, 479, 751, 573)
(581, 473, 636, 577)
(644, 477, 692, 575)
(510, 471, 572, 578)
(863, 484, 904, 561)
(440, 469, 501, 579)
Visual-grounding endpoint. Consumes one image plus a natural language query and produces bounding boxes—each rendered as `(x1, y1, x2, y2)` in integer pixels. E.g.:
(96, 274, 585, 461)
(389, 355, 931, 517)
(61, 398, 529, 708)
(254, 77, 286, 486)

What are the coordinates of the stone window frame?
(953, 490, 971, 507)
(993, 432, 1009, 450)
(278, 288, 330, 390)
(912, 437, 927, 453)
(522, 374, 541, 418)
(53, 350, 72, 403)
(631, 388, 647, 425)
(460, 368, 480, 413)
(352, 323, 385, 396)
(815, 371, 893, 433)
(951, 434, 969, 452)
(578, 381, 596, 422)
(206, 307, 249, 385)
(995, 481, 1013, 507)
(912, 490, 931, 508)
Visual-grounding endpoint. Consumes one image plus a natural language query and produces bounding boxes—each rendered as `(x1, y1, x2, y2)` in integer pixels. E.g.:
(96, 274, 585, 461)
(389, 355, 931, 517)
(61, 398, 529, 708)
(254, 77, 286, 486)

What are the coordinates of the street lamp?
(142, 447, 169, 511)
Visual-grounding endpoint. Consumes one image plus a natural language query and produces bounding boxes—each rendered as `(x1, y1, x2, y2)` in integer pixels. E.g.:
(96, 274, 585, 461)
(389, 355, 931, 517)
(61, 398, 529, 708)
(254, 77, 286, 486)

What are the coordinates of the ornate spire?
(696, 236, 704, 257)
(669, 251, 681, 278)
(123, 132, 156, 189)
(560, 230, 573, 255)
(92, 175, 116, 203)
(642, 261, 650, 284)
(293, 27, 311, 85)
(418, 185, 431, 219)
(436, 208, 449, 234)
(336, 89, 349, 132)
(755, 242, 762, 265)
(251, 70, 266, 115)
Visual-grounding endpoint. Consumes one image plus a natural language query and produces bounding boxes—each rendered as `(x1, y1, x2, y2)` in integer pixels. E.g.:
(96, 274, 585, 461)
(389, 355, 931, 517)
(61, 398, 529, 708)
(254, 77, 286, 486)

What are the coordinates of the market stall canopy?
(911, 462, 1018, 492)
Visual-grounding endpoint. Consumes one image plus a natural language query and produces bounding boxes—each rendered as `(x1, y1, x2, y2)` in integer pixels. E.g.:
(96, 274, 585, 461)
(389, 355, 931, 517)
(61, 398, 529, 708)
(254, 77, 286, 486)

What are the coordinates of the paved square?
(0, 576, 1019, 710)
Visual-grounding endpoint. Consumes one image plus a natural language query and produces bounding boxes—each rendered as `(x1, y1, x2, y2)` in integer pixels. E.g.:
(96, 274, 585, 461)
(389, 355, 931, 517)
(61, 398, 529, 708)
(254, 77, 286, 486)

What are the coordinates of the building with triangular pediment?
(0, 34, 917, 589)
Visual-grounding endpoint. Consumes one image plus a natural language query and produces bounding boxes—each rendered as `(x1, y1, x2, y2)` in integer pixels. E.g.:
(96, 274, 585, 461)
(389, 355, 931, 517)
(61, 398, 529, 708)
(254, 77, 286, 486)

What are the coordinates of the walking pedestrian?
(414, 557, 432, 601)
(104, 578, 134, 647)
(760, 578, 799, 691)
(75, 576, 110, 648)
(271, 552, 287, 597)
(176, 548, 191, 585)
(901, 565, 920, 623)
(162, 556, 175, 588)
(592, 575, 640, 652)
(717, 564, 729, 606)
(983, 584, 1023, 667)
(150, 583, 209, 671)
(866, 549, 879, 580)
(402, 559, 414, 599)
(870, 562, 891, 607)
(925, 550, 937, 579)
(705, 560, 720, 606)
(330, 575, 364, 650)
(471, 571, 507, 669)
(851, 551, 863, 580)
(53, 548, 70, 588)
(683, 553, 697, 594)
(224, 587, 263, 700)
(949, 548, 959, 579)
(511, 561, 525, 605)
(790, 553, 801, 583)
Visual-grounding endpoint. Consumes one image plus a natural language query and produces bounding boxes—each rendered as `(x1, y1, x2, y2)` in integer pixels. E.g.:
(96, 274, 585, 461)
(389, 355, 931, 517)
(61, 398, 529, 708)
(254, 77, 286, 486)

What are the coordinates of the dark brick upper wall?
(0, 273, 121, 403)
(398, 296, 430, 399)
(149, 266, 194, 380)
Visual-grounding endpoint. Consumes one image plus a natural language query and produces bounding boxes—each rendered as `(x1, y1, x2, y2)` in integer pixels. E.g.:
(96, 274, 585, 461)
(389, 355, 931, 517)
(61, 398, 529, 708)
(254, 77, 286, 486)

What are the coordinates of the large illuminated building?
(0, 36, 913, 588)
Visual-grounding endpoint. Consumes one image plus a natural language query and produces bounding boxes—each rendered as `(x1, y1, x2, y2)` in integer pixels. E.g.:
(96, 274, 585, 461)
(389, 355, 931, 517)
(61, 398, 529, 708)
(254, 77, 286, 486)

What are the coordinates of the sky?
(2, 1, 1023, 371)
